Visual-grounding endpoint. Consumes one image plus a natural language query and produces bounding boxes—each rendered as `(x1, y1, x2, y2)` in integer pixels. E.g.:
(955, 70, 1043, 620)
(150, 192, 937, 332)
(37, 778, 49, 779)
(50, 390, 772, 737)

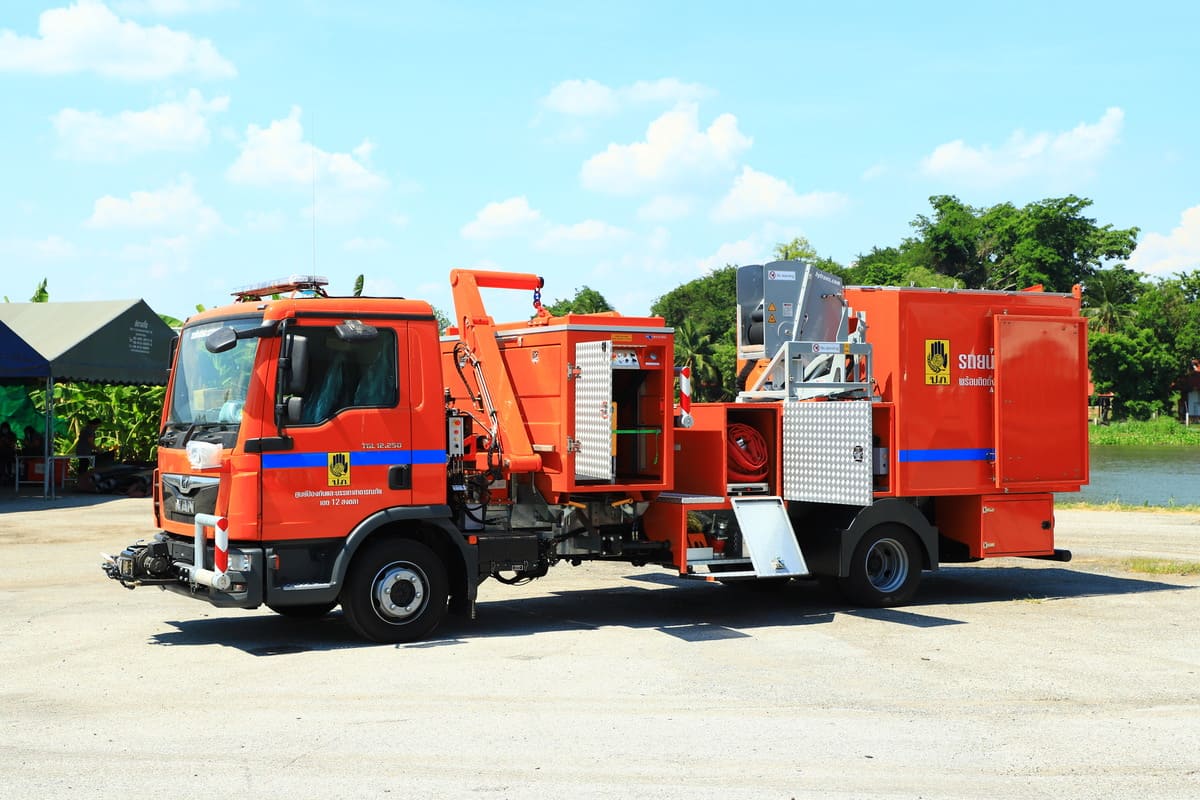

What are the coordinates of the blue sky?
(1, 0, 1198, 324)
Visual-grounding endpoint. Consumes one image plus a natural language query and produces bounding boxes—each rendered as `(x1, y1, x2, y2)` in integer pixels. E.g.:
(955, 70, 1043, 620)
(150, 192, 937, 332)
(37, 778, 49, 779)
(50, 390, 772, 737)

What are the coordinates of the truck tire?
(838, 525, 921, 607)
(267, 601, 338, 619)
(341, 538, 449, 643)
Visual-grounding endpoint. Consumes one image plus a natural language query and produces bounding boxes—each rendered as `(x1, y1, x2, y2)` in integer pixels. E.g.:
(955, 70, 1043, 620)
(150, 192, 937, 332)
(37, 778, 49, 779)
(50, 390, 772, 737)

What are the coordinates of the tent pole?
(44, 376, 54, 500)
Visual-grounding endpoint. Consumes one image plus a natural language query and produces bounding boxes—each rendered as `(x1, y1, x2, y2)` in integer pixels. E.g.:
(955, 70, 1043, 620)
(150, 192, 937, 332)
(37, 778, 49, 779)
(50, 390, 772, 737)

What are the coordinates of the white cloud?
(460, 196, 542, 240)
(227, 107, 387, 196)
(244, 209, 285, 232)
(86, 174, 222, 234)
(638, 194, 694, 222)
(581, 104, 752, 194)
(695, 223, 815, 271)
(0, 0, 236, 79)
(0, 235, 78, 260)
(921, 107, 1124, 186)
(703, 236, 766, 271)
(543, 79, 618, 116)
(120, 234, 192, 279)
(115, 0, 239, 14)
(713, 167, 848, 222)
(53, 90, 228, 161)
(861, 162, 887, 181)
(343, 236, 389, 253)
(542, 77, 712, 116)
(1128, 205, 1200, 277)
(536, 220, 630, 251)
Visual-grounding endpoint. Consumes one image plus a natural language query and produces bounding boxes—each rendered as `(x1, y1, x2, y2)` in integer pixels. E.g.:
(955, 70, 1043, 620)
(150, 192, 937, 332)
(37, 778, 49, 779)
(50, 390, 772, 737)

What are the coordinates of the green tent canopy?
(0, 299, 173, 497)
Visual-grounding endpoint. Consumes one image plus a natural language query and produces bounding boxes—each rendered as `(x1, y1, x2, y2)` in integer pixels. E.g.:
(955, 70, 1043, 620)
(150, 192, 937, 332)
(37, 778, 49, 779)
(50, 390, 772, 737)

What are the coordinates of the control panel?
(612, 348, 641, 369)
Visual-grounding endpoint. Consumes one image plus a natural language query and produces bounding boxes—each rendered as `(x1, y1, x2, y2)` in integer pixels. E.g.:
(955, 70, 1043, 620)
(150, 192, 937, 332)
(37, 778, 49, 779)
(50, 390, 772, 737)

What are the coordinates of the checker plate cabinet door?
(993, 315, 1089, 491)
(782, 399, 873, 506)
(574, 340, 613, 481)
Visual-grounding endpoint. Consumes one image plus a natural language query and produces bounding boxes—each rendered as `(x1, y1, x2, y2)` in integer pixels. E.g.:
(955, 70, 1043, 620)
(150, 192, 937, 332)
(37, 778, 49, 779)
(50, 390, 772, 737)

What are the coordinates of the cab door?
(259, 321, 412, 542)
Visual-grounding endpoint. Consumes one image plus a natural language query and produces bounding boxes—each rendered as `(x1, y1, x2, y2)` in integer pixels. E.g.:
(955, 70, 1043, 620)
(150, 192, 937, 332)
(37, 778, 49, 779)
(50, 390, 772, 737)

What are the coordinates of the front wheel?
(341, 539, 449, 643)
(838, 525, 922, 607)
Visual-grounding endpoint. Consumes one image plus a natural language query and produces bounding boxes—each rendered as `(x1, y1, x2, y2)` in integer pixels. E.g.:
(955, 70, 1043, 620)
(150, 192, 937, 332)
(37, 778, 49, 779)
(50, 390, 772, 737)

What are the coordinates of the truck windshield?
(167, 318, 262, 427)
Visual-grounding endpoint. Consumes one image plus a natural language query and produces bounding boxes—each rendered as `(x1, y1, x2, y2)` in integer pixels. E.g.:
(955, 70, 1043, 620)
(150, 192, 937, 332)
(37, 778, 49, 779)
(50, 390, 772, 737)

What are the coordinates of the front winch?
(102, 538, 175, 588)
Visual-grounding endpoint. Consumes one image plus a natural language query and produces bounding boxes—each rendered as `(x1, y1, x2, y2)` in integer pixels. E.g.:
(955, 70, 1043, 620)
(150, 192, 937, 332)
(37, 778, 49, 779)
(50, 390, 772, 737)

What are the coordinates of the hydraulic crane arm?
(449, 269, 548, 474)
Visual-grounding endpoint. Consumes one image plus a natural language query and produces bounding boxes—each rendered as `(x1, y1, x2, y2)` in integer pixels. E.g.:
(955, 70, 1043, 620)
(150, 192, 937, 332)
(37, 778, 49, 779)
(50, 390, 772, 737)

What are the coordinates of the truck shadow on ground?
(148, 562, 1193, 655)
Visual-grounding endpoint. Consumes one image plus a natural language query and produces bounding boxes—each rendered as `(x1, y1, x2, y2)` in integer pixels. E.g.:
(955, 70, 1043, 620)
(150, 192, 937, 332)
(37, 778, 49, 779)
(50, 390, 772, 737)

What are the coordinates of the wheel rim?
(370, 561, 428, 624)
(864, 537, 909, 594)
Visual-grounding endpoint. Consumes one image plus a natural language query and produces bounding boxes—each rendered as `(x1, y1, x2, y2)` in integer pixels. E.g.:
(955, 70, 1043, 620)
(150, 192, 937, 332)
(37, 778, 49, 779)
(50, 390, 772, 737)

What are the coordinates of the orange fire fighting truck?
(102, 263, 1089, 643)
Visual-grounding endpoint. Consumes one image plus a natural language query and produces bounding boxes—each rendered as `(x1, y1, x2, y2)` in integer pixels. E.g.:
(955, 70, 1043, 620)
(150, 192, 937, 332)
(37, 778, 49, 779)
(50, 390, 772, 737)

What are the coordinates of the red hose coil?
(726, 423, 769, 483)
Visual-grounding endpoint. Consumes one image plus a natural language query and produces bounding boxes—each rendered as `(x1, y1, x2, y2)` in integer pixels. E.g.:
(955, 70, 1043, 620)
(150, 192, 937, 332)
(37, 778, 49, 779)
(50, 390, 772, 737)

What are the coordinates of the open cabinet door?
(573, 339, 614, 481)
(993, 315, 1089, 492)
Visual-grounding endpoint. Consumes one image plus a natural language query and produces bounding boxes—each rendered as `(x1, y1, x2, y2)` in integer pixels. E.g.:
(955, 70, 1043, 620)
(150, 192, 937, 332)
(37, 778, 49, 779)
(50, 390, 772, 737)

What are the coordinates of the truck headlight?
(225, 551, 253, 573)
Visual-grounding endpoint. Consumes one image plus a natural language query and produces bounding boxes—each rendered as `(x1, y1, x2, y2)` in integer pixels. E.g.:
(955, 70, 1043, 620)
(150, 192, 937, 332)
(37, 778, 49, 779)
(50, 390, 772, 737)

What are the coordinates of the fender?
(839, 498, 939, 577)
(265, 505, 479, 609)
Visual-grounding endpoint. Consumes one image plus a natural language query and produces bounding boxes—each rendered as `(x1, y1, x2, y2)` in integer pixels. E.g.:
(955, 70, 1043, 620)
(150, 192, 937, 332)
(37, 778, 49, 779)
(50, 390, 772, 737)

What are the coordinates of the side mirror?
(285, 396, 304, 425)
(286, 335, 309, 394)
(205, 326, 239, 354)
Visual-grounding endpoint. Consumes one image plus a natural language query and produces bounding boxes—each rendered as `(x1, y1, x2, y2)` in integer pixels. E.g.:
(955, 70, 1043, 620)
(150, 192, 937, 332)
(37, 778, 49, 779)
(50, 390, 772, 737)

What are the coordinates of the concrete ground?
(0, 497, 1197, 799)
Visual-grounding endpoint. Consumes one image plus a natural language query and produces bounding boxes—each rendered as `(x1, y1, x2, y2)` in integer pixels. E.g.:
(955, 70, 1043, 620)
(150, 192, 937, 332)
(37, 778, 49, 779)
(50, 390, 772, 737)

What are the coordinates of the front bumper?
(102, 532, 264, 609)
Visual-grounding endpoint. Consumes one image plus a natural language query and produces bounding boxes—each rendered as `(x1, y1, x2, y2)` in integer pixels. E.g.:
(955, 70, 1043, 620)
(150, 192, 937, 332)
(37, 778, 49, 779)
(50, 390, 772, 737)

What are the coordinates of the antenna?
(311, 111, 317, 273)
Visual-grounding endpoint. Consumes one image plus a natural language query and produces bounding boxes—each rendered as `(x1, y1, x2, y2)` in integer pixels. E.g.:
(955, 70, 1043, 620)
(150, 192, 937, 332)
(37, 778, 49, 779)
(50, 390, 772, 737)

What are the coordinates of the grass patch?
(1056, 500, 1200, 513)
(1124, 558, 1200, 576)
(1088, 417, 1200, 446)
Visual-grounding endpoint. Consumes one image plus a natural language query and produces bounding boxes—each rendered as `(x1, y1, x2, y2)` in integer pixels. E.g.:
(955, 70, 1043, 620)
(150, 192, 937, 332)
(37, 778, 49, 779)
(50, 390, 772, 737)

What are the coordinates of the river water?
(1069, 445, 1200, 506)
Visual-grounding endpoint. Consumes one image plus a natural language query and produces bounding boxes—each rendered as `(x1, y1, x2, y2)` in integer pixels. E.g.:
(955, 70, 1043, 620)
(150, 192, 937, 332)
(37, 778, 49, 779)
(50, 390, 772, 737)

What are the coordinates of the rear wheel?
(838, 525, 922, 607)
(341, 539, 448, 643)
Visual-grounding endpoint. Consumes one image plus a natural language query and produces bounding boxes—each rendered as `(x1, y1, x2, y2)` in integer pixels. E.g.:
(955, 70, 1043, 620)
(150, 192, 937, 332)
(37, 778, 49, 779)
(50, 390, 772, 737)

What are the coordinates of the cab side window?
(298, 327, 398, 424)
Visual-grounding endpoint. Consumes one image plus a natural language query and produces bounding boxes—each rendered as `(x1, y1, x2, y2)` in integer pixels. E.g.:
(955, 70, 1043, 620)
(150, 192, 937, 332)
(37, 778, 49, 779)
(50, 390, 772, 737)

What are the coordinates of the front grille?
(161, 473, 220, 522)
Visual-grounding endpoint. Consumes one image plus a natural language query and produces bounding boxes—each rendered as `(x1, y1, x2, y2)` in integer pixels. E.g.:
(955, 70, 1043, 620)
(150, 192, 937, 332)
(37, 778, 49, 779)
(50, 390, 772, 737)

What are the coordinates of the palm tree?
(1083, 267, 1141, 333)
(674, 319, 723, 401)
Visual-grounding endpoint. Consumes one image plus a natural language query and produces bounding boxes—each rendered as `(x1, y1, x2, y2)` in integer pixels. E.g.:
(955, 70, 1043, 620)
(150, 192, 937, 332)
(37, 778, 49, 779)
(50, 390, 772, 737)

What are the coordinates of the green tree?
(29, 382, 166, 462)
(673, 319, 725, 401)
(652, 267, 739, 399)
(773, 236, 818, 262)
(912, 195, 986, 286)
(1083, 266, 1143, 333)
(845, 245, 957, 288)
(1134, 271, 1200, 370)
(908, 195, 1138, 292)
(30, 278, 49, 303)
(4, 277, 49, 303)
(1089, 329, 1178, 419)
(545, 285, 613, 316)
(774, 236, 848, 278)
(433, 306, 452, 334)
(651, 266, 737, 341)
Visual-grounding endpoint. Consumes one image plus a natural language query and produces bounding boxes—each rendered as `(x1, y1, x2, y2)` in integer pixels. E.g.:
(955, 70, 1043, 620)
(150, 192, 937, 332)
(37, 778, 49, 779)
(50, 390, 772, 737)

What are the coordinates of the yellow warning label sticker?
(327, 452, 351, 486)
(767, 314, 777, 324)
(612, 333, 633, 343)
(924, 339, 950, 385)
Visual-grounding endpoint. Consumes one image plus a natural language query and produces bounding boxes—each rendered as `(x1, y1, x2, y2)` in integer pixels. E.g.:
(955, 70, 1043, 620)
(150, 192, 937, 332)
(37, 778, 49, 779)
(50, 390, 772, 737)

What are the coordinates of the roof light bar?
(233, 275, 330, 301)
